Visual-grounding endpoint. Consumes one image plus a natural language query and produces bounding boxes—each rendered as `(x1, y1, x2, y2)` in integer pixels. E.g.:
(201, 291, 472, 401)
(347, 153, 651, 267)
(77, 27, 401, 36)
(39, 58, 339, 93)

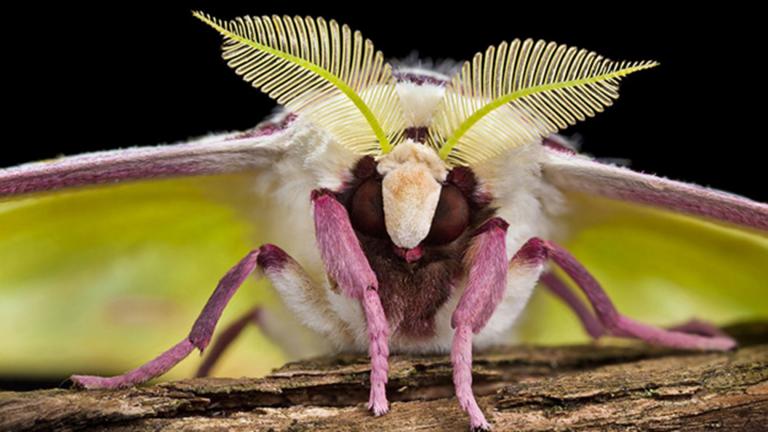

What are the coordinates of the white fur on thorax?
(246, 68, 566, 356)
(244, 115, 361, 352)
(395, 82, 446, 126)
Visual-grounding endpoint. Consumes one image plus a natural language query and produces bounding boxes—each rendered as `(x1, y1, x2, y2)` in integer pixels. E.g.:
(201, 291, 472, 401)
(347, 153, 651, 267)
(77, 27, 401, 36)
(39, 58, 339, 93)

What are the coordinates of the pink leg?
(363, 286, 390, 415)
(451, 218, 510, 431)
(526, 239, 737, 350)
(666, 319, 731, 338)
(452, 325, 490, 431)
(196, 306, 262, 377)
(312, 189, 389, 415)
(540, 272, 605, 339)
(71, 244, 289, 389)
(70, 339, 195, 389)
(542, 272, 730, 340)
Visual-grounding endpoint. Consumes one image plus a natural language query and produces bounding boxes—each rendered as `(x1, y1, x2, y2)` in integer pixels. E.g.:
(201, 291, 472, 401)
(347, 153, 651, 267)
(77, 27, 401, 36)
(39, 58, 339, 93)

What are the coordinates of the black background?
(5, 3, 765, 201)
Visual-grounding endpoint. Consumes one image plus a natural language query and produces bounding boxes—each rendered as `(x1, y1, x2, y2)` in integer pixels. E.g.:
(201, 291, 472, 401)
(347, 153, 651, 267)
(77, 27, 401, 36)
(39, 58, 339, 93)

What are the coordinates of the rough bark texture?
(1, 322, 766, 431)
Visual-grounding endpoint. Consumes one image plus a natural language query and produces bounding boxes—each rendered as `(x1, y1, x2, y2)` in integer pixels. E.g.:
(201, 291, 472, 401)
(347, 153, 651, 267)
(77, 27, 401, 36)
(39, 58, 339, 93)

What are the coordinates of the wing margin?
(0, 121, 295, 199)
(541, 148, 768, 232)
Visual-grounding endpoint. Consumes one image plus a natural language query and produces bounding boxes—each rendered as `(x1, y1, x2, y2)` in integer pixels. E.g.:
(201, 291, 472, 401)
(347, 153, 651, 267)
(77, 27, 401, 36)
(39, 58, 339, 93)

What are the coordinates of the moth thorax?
(377, 141, 447, 249)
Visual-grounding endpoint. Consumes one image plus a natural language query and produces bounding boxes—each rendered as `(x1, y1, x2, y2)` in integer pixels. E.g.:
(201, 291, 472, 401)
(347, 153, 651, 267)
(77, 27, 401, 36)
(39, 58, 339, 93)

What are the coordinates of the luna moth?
(1, 11, 766, 431)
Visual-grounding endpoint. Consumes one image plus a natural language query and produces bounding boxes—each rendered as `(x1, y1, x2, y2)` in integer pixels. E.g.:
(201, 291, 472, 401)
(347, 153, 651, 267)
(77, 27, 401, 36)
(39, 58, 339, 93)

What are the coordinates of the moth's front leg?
(451, 217, 513, 431)
(311, 189, 390, 415)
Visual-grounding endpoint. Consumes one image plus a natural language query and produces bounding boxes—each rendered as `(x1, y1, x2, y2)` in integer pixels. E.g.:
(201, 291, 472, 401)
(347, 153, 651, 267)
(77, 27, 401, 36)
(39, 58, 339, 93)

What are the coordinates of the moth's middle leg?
(520, 238, 737, 350)
(197, 245, 343, 377)
(69, 244, 306, 389)
(541, 271, 732, 341)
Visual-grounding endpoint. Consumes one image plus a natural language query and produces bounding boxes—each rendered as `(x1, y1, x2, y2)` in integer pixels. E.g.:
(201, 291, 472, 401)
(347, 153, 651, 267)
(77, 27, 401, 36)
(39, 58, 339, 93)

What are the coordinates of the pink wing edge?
(0, 113, 298, 199)
(540, 144, 768, 233)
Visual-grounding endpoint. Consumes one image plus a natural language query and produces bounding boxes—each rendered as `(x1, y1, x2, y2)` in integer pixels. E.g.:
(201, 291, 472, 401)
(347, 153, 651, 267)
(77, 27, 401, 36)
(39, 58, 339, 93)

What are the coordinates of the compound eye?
(425, 184, 470, 245)
(349, 178, 387, 238)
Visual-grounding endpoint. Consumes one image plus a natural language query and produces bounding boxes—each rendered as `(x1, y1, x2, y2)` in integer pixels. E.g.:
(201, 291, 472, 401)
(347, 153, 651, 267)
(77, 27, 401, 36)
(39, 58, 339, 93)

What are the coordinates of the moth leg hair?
(541, 272, 733, 340)
(526, 239, 737, 350)
(69, 244, 310, 389)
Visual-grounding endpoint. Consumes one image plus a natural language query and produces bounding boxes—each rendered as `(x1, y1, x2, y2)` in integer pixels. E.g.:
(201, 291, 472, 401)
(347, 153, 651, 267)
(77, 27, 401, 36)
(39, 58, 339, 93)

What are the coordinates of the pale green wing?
(0, 122, 312, 381)
(519, 154, 768, 344)
(0, 174, 295, 380)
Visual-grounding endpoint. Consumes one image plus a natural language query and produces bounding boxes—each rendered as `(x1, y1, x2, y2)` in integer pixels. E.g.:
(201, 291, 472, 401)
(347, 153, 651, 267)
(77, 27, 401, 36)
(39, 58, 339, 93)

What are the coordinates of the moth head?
(348, 141, 474, 261)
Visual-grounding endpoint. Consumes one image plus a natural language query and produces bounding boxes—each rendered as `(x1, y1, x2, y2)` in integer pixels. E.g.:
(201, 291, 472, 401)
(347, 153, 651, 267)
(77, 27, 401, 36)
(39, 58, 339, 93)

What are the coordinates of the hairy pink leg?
(363, 286, 389, 415)
(452, 325, 487, 431)
(196, 306, 262, 377)
(312, 189, 389, 415)
(540, 272, 605, 339)
(71, 244, 291, 389)
(451, 218, 509, 431)
(520, 238, 737, 350)
(541, 272, 729, 340)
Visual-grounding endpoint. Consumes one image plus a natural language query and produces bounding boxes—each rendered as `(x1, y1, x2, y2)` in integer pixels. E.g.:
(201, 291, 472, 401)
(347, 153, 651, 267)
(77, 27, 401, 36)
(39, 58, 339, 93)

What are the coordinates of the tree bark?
(1, 322, 766, 431)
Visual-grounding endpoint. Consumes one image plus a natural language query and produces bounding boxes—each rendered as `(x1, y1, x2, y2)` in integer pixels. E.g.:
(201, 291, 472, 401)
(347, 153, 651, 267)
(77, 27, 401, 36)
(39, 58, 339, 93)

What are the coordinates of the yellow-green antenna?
(429, 39, 657, 166)
(193, 12, 404, 155)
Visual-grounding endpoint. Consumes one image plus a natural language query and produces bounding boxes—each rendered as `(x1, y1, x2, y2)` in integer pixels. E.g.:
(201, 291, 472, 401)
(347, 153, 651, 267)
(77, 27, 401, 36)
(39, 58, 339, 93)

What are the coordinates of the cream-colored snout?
(381, 164, 442, 249)
(377, 140, 448, 250)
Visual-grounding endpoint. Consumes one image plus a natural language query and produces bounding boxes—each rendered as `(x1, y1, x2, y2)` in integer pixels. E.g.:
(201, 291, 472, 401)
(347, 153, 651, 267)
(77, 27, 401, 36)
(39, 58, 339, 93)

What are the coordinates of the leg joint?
(510, 237, 550, 266)
(256, 243, 290, 271)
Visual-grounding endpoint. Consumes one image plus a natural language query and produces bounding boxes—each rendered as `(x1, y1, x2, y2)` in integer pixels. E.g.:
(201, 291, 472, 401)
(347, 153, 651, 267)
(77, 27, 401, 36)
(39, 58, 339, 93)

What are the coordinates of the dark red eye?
(425, 184, 470, 245)
(349, 178, 387, 238)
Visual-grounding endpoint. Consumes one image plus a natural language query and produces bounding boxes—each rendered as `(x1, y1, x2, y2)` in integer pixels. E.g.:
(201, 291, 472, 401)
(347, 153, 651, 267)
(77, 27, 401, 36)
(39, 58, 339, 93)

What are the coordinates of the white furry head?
(377, 140, 448, 248)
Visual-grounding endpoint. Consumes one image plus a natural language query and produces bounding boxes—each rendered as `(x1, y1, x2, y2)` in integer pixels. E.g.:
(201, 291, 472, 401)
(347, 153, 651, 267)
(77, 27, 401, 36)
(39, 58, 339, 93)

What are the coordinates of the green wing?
(0, 174, 291, 381)
(519, 191, 768, 345)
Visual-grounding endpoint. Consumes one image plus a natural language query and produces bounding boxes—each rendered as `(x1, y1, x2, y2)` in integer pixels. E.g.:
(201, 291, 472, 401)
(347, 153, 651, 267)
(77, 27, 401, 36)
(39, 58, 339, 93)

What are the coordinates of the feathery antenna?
(193, 11, 405, 155)
(429, 39, 657, 166)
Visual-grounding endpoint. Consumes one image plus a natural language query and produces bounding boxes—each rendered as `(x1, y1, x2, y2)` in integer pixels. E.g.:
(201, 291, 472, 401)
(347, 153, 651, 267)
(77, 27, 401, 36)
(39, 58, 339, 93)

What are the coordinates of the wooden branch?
(2, 322, 766, 431)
